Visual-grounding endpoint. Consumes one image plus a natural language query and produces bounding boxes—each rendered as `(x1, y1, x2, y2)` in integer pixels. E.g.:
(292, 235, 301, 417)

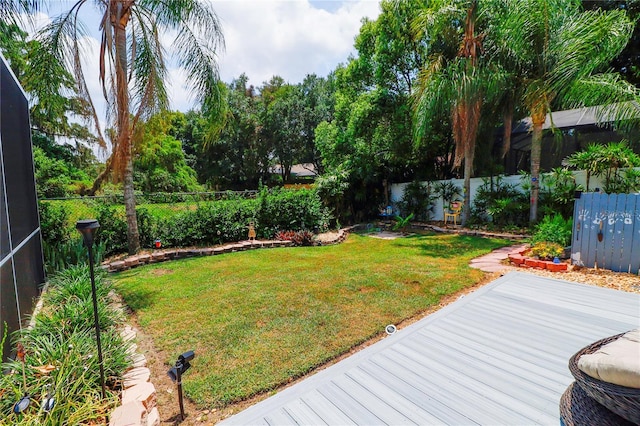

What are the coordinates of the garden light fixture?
(41, 384, 55, 413)
(167, 350, 195, 421)
(13, 394, 30, 414)
(13, 343, 30, 414)
(75, 219, 106, 400)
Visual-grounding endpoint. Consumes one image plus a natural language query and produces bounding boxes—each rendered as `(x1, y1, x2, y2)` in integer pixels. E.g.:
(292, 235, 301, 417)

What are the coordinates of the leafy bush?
(275, 230, 316, 246)
(530, 241, 564, 260)
(44, 188, 332, 255)
(39, 202, 108, 274)
(95, 203, 128, 255)
(39, 201, 70, 245)
(434, 181, 463, 206)
(540, 167, 583, 220)
(393, 213, 414, 232)
(470, 176, 528, 227)
(257, 187, 330, 238)
(530, 214, 573, 247)
(397, 181, 436, 221)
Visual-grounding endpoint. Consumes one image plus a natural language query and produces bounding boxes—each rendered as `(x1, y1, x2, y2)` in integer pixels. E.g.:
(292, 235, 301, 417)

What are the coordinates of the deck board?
(222, 272, 640, 425)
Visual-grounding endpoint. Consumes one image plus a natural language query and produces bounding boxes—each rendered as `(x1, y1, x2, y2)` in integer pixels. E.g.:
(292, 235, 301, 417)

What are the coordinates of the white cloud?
(214, 0, 381, 89)
(25, 0, 381, 115)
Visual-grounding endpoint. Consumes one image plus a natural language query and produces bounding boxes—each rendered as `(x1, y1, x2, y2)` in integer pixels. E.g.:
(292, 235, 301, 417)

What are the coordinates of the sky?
(31, 0, 382, 115)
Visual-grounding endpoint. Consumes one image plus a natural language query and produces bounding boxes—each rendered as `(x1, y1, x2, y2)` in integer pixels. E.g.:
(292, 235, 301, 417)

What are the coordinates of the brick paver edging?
(102, 229, 350, 273)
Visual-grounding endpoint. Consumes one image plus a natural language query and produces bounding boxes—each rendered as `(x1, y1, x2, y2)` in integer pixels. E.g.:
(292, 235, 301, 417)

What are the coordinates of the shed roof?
(512, 102, 640, 134)
(222, 272, 639, 425)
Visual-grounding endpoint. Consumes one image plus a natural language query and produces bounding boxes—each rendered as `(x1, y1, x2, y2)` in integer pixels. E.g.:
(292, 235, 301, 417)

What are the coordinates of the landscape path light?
(75, 219, 106, 400)
(167, 350, 195, 421)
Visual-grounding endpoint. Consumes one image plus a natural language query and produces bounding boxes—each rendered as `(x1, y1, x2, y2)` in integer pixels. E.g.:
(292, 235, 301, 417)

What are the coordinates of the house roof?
(222, 272, 639, 425)
(270, 163, 318, 178)
(512, 102, 640, 134)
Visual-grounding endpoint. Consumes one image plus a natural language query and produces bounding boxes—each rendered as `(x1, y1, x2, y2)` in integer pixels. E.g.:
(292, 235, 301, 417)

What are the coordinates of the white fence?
(390, 170, 610, 221)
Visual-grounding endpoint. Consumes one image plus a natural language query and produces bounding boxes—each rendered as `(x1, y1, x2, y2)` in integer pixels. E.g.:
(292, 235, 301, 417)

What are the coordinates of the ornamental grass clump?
(0, 266, 131, 424)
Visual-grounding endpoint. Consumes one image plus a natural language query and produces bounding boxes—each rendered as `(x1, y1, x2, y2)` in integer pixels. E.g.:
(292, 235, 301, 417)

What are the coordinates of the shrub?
(257, 187, 330, 238)
(470, 176, 528, 227)
(45, 188, 332, 255)
(530, 241, 564, 260)
(530, 214, 573, 247)
(39, 201, 70, 245)
(539, 167, 583, 220)
(275, 230, 316, 246)
(397, 181, 436, 221)
(95, 202, 128, 255)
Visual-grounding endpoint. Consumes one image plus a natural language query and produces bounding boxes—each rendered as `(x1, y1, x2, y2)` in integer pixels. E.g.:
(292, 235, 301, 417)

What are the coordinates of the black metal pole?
(87, 243, 107, 400)
(177, 361, 185, 421)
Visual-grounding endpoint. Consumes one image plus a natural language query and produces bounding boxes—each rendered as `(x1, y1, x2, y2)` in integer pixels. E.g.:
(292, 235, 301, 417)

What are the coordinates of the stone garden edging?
(102, 229, 351, 273)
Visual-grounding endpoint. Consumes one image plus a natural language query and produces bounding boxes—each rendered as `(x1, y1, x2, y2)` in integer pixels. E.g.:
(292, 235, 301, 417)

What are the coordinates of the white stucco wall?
(390, 170, 615, 221)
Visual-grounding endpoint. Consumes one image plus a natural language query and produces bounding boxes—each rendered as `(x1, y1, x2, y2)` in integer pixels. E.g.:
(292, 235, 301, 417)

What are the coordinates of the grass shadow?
(392, 233, 511, 259)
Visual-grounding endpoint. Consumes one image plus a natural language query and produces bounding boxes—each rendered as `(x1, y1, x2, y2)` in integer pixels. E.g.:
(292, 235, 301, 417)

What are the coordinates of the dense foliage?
(3, 0, 640, 231)
(39, 188, 331, 256)
(0, 267, 131, 423)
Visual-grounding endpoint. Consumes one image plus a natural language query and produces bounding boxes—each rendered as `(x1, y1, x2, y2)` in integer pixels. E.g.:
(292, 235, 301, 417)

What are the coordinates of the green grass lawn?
(111, 232, 509, 408)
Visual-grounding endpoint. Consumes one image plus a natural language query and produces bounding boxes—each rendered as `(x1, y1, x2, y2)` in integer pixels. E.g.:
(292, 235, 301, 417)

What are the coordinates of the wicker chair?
(568, 332, 640, 425)
(560, 382, 635, 426)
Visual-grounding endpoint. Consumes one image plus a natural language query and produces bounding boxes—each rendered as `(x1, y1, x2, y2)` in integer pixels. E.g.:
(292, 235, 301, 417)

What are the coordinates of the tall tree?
(34, 0, 224, 253)
(491, 0, 639, 223)
(413, 0, 502, 225)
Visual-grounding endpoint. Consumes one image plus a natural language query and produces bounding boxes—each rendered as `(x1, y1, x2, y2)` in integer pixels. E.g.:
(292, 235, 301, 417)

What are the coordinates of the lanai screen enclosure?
(0, 53, 45, 359)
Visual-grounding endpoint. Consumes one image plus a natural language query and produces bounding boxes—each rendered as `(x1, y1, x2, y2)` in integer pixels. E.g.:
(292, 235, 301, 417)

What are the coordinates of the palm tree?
(413, 0, 502, 225)
(0, 0, 37, 24)
(490, 0, 639, 223)
(34, 0, 224, 254)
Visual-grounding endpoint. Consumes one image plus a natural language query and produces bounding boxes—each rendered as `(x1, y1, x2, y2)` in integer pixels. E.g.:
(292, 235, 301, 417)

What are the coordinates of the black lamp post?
(75, 219, 106, 400)
(167, 350, 195, 421)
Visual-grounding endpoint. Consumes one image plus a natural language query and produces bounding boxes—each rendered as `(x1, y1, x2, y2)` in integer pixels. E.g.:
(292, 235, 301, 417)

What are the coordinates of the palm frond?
(0, 0, 38, 25)
(128, 6, 168, 124)
(34, 1, 108, 147)
(550, 8, 633, 96)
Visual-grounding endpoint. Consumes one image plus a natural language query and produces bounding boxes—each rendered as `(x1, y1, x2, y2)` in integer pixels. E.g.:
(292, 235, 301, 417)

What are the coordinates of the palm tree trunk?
(529, 116, 544, 224)
(462, 146, 473, 226)
(114, 4, 139, 254)
(501, 102, 513, 158)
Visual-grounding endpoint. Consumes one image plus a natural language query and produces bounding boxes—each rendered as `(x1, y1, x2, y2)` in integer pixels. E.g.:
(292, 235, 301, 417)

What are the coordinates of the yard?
(111, 232, 509, 410)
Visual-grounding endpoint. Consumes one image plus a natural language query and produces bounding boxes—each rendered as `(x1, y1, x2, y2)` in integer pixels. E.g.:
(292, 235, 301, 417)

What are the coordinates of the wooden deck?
(221, 272, 640, 425)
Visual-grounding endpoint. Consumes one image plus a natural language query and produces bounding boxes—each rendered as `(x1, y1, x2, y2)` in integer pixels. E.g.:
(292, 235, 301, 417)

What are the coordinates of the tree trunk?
(114, 4, 139, 254)
(529, 116, 544, 224)
(462, 145, 473, 226)
(501, 103, 513, 159)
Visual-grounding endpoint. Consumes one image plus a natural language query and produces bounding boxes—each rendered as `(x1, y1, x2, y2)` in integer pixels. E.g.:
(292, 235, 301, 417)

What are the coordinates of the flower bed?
(508, 246, 568, 271)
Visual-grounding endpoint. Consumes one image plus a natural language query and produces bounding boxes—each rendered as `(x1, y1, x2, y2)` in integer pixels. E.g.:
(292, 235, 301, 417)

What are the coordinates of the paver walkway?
(469, 244, 528, 273)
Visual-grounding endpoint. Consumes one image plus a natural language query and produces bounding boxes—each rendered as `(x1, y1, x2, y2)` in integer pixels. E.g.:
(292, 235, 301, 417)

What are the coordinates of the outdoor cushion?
(577, 329, 640, 388)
